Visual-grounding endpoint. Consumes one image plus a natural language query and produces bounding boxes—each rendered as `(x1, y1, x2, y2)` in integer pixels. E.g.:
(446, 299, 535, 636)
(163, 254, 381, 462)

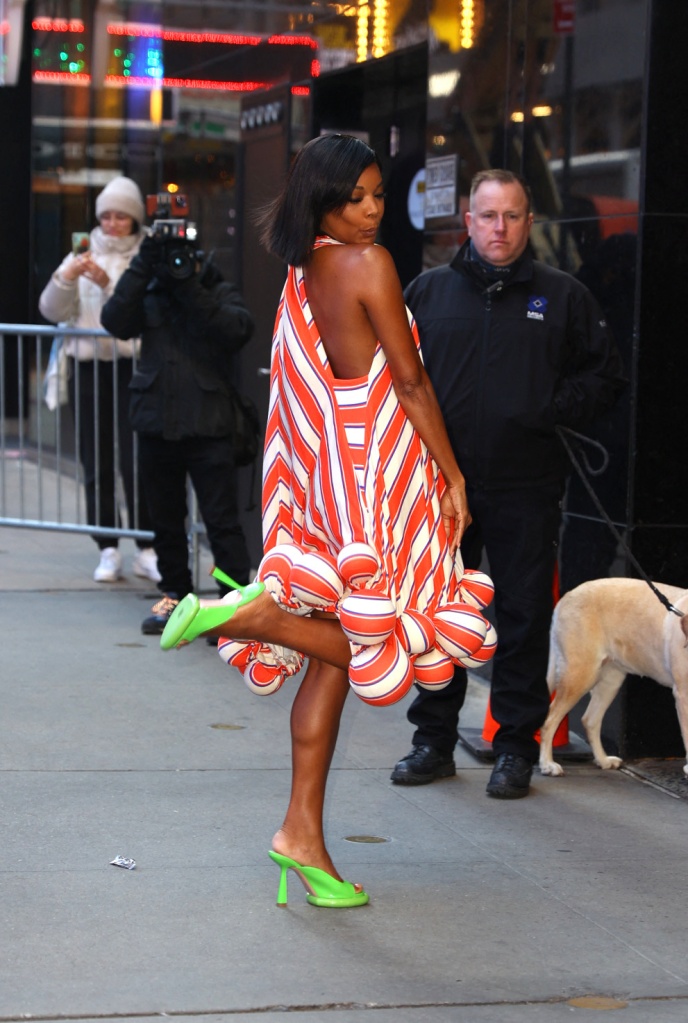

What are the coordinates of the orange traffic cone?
(480, 562, 567, 747)
(480, 694, 569, 746)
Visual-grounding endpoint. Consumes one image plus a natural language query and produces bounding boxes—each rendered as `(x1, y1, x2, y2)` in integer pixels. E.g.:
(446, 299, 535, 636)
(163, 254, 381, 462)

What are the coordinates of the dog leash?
(557, 426, 684, 618)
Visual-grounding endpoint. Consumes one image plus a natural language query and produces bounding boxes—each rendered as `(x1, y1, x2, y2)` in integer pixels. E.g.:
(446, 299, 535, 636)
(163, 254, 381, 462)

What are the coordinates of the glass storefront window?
(29, 0, 429, 302)
(29, 0, 323, 299)
(423, 0, 646, 272)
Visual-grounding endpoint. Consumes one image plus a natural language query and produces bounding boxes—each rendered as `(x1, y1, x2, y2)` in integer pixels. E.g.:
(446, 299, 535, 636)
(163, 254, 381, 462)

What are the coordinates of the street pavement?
(2, 521, 688, 1022)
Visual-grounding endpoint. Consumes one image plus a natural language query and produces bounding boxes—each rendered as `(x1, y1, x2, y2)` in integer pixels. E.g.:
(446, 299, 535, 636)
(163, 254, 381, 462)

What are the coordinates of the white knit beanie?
(95, 176, 145, 225)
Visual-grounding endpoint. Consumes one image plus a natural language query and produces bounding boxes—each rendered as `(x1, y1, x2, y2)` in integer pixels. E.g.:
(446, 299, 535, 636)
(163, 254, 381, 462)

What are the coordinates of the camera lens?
(166, 244, 195, 280)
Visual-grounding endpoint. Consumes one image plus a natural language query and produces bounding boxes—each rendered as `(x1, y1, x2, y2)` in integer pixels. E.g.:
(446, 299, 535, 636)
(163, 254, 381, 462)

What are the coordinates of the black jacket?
(404, 241, 627, 490)
(101, 257, 254, 440)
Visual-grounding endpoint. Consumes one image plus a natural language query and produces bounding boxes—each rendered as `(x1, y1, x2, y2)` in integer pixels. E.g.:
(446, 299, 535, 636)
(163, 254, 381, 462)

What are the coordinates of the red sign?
(554, 0, 576, 35)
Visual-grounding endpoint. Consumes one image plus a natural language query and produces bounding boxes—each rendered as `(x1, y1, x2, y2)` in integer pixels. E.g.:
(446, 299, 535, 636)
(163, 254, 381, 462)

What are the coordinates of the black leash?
(557, 426, 684, 618)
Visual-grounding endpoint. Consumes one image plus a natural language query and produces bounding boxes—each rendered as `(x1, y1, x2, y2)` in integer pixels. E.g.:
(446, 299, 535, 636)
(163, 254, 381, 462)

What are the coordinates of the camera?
(145, 193, 202, 281)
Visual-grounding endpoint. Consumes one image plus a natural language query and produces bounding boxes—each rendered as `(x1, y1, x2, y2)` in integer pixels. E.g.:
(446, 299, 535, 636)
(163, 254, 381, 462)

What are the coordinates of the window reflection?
(424, 0, 646, 274)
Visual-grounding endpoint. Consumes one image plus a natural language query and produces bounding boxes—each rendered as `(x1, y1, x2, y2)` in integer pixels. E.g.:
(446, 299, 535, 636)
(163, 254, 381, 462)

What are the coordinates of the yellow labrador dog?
(539, 578, 688, 777)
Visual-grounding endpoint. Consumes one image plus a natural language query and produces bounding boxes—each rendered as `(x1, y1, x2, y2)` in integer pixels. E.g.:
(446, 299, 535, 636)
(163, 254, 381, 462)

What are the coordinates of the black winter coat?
(101, 258, 254, 440)
(404, 241, 627, 490)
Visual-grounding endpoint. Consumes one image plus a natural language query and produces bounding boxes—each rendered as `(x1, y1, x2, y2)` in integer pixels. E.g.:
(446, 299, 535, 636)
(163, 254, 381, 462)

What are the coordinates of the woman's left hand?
(441, 482, 471, 555)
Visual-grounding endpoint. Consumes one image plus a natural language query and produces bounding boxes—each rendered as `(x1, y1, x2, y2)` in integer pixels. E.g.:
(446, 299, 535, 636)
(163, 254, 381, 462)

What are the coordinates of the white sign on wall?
(424, 154, 457, 219)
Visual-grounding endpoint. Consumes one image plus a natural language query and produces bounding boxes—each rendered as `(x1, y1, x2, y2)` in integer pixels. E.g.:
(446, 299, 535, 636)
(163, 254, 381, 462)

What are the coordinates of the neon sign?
(31, 19, 317, 90)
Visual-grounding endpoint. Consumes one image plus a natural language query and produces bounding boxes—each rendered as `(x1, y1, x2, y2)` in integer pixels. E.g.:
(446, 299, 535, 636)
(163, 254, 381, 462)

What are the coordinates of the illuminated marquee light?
(460, 0, 475, 49)
(356, 3, 370, 63)
(372, 0, 389, 57)
(266, 34, 318, 48)
(164, 30, 262, 44)
(107, 23, 317, 49)
(109, 23, 258, 44)
(31, 19, 317, 90)
(104, 75, 267, 91)
(33, 70, 91, 85)
(31, 17, 85, 33)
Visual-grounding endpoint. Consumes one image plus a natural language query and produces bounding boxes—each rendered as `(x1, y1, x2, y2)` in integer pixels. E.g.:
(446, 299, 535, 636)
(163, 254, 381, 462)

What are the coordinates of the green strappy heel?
(160, 567, 265, 650)
(268, 850, 369, 908)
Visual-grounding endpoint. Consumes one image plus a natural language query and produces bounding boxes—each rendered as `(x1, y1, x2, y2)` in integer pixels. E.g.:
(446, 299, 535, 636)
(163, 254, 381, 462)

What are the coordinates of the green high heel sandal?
(268, 850, 369, 908)
(160, 567, 265, 651)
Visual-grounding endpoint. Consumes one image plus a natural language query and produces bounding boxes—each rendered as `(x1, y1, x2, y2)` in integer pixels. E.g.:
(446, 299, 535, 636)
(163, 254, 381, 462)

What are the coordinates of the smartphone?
(72, 232, 90, 256)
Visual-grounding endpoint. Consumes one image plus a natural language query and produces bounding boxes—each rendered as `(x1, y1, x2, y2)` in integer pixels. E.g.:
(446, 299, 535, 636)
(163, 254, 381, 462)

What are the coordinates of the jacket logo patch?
(527, 295, 547, 321)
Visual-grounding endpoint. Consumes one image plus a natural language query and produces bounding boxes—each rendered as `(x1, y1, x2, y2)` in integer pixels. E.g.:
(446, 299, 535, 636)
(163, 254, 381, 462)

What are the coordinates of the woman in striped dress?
(163, 135, 472, 907)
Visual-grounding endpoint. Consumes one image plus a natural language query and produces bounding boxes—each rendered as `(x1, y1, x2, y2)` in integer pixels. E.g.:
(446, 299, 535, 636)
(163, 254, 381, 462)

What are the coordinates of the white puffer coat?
(38, 226, 142, 360)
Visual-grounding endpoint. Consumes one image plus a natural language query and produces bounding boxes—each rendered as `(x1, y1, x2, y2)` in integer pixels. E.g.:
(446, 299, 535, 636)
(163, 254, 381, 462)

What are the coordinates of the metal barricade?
(0, 324, 217, 588)
(0, 323, 154, 543)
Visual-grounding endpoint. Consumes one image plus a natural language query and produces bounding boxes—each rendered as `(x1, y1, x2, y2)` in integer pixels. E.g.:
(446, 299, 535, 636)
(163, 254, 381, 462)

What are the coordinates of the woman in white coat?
(39, 176, 158, 584)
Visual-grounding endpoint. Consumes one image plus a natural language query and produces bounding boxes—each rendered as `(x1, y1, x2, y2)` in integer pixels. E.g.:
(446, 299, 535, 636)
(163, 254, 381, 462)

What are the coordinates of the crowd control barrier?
(0, 324, 206, 585)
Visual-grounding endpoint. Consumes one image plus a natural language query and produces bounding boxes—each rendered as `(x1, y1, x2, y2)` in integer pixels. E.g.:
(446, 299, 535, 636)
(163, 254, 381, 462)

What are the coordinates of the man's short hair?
(470, 169, 532, 215)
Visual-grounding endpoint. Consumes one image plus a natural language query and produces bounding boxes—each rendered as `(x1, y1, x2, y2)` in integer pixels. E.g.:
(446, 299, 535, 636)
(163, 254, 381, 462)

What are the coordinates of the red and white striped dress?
(261, 237, 462, 619)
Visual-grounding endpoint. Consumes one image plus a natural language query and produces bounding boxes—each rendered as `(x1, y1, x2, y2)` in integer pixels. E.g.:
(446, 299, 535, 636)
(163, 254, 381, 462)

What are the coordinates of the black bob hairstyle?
(258, 134, 382, 267)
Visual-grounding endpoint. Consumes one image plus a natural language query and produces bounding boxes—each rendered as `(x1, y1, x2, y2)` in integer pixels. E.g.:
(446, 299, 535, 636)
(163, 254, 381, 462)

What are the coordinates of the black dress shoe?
(486, 752, 533, 799)
(141, 595, 179, 635)
(390, 745, 456, 785)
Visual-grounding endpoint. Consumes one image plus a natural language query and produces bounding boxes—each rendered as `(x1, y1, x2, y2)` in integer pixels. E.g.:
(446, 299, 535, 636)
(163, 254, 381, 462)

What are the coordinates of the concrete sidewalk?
(2, 522, 688, 1022)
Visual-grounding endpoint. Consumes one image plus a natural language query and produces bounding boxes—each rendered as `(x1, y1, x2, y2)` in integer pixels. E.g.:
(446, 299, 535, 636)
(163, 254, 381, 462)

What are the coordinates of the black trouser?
(137, 433, 251, 600)
(68, 358, 152, 550)
(407, 484, 563, 763)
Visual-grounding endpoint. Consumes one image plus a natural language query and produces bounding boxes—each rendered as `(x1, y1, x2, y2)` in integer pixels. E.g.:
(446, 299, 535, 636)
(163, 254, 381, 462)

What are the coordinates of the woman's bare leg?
(198, 589, 352, 670)
(199, 593, 362, 884)
(272, 658, 355, 881)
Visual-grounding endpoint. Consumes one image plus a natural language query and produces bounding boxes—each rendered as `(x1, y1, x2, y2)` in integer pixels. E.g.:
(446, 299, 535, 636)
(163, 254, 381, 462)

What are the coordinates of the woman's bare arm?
(352, 245, 471, 546)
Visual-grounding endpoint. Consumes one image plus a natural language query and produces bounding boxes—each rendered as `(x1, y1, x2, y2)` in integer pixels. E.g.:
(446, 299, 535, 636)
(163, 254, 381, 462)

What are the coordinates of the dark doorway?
(313, 45, 428, 288)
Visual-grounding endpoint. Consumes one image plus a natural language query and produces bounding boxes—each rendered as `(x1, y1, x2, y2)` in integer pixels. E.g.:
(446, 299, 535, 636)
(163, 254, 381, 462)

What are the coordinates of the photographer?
(101, 215, 255, 635)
